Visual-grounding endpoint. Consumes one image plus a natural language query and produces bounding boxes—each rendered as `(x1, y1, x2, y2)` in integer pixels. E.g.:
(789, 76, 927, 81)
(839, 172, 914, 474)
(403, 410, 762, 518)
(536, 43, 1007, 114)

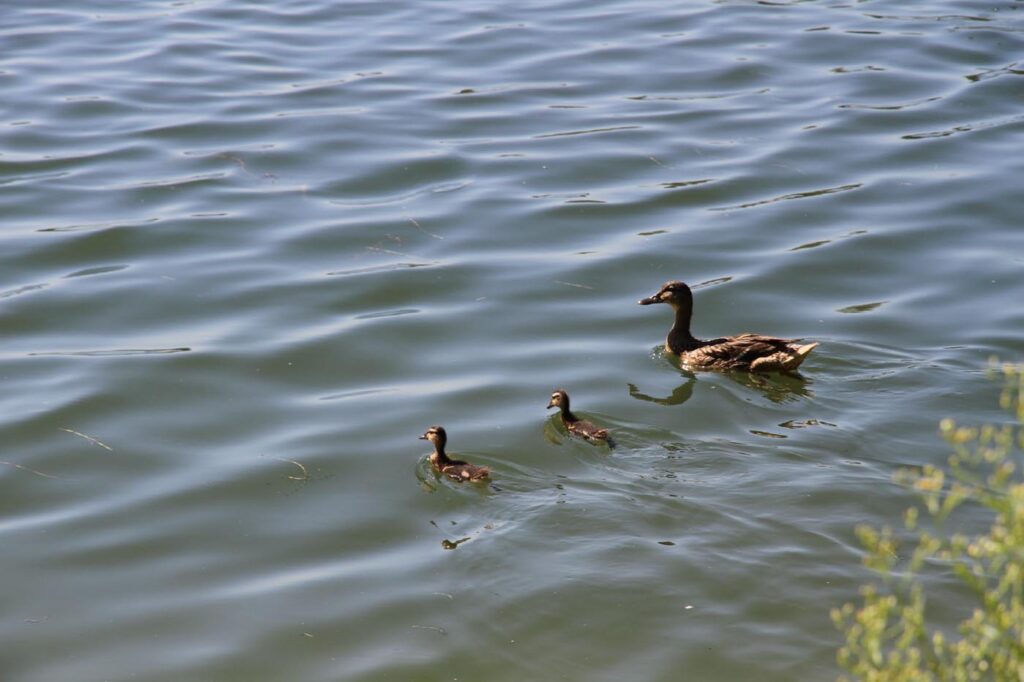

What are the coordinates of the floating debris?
(779, 418, 837, 429)
(1, 461, 56, 479)
(59, 427, 113, 451)
(272, 457, 309, 481)
(441, 537, 471, 550)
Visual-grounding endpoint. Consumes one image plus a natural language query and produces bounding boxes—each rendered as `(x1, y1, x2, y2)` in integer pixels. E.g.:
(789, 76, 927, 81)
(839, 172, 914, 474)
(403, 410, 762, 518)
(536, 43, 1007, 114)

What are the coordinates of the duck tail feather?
(785, 342, 819, 369)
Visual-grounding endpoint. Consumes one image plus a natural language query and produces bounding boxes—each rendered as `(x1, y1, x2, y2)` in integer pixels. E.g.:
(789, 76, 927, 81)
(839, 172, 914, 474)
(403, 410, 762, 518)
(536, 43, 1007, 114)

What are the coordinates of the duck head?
(547, 389, 569, 411)
(419, 425, 447, 448)
(639, 280, 693, 308)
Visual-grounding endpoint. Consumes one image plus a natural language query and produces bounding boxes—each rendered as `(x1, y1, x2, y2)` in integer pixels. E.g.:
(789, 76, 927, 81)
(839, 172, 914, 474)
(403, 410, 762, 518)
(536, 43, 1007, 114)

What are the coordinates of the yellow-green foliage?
(833, 361, 1024, 682)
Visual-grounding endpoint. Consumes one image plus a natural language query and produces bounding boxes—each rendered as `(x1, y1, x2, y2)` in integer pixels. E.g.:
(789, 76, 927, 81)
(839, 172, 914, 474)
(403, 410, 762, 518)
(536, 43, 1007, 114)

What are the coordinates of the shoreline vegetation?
(834, 360, 1024, 681)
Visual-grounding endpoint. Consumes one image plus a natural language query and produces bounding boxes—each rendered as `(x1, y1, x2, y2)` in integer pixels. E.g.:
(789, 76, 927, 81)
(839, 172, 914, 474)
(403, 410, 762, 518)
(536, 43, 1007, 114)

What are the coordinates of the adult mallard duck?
(419, 426, 490, 482)
(639, 280, 818, 372)
(546, 389, 610, 443)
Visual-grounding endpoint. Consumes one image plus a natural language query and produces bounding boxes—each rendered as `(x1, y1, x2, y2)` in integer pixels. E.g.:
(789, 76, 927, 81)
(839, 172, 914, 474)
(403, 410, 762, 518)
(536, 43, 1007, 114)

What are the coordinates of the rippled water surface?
(2, 1, 1023, 680)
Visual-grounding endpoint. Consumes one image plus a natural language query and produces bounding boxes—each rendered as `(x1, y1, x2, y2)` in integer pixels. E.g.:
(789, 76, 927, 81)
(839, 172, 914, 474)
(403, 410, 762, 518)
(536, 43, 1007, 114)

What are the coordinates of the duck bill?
(418, 434, 428, 440)
(638, 294, 663, 305)
(546, 400, 556, 409)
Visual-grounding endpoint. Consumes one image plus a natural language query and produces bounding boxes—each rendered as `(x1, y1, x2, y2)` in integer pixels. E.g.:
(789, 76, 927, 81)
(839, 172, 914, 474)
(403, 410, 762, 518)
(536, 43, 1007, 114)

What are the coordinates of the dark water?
(2, 1, 1022, 679)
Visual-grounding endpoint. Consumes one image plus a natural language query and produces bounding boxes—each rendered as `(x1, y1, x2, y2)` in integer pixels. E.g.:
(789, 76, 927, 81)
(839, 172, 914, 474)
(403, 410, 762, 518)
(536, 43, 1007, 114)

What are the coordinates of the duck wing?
(687, 334, 816, 371)
(442, 461, 490, 482)
(569, 419, 610, 442)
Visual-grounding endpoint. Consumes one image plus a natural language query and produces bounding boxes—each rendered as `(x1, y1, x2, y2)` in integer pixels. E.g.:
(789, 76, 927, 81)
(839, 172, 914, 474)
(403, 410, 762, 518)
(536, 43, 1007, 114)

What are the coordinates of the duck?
(547, 389, 611, 443)
(639, 280, 818, 372)
(419, 426, 490, 482)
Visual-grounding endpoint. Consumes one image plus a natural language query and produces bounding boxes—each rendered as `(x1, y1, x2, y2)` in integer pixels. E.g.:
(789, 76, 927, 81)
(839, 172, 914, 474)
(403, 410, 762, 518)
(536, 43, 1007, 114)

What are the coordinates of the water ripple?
(327, 179, 473, 207)
(709, 183, 863, 212)
(902, 114, 1024, 140)
(29, 347, 192, 357)
(2, 0, 1022, 680)
(533, 125, 642, 139)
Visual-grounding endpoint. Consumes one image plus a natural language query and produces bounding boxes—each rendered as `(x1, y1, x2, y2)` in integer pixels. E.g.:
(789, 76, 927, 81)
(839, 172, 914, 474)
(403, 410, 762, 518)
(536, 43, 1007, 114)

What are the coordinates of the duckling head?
(547, 389, 569, 410)
(419, 425, 447, 447)
(639, 280, 693, 308)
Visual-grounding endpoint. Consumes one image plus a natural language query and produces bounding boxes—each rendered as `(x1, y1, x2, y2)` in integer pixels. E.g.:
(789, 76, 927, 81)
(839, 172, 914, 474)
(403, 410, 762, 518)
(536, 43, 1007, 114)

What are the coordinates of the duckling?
(419, 426, 490, 482)
(639, 280, 818, 372)
(547, 389, 610, 443)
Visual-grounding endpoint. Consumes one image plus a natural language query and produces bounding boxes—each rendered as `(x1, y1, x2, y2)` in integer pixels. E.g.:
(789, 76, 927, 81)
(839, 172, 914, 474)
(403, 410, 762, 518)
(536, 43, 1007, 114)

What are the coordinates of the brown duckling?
(639, 280, 818, 372)
(419, 426, 490, 482)
(547, 389, 610, 443)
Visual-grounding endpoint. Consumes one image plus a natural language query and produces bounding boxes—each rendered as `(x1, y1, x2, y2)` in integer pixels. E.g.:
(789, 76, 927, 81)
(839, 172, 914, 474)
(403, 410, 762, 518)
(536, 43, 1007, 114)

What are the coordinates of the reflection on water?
(632, 362, 812, 405)
(628, 377, 697, 407)
(729, 371, 815, 404)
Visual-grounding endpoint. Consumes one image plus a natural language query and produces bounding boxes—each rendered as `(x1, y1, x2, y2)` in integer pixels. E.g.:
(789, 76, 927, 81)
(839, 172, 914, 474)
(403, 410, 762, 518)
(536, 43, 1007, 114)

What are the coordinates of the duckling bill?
(547, 389, 610, 444)
(639, 280, 818, 372)
(419, 426, 490, 482)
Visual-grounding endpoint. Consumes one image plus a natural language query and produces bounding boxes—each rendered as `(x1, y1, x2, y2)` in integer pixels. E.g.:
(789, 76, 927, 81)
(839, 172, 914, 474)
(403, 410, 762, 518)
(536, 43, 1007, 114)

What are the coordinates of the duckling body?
(547, 389, 610, 443)
(639, 281, 818, 372)
(419, 426, 490, 482)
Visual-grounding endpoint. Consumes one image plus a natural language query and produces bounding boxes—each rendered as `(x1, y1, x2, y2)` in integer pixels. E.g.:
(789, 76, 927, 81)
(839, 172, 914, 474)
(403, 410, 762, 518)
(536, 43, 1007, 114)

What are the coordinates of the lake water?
(2, 1, 1022, 680)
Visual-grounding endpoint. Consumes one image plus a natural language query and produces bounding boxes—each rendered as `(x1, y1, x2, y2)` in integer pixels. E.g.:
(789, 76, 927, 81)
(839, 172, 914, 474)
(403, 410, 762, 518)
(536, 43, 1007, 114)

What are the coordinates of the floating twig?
(59, 427, 112, 451)
(1, 461, 56, 479)
(441, 536, 471, 550)
(366, 245, 420, 259)
(407, 216, 443, 240)
(554, 280, 594, 290)
(217, 153, 256, 177)
(272, 457, 309, 481)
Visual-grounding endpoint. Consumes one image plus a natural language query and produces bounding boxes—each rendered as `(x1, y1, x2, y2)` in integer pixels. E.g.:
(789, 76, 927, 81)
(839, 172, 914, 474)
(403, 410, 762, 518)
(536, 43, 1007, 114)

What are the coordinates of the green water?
(2, 1, 1023, 680)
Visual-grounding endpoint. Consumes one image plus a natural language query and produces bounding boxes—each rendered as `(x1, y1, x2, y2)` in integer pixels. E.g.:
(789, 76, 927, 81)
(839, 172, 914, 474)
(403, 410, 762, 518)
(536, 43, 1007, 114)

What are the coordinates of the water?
(2, 1, 1022, 679)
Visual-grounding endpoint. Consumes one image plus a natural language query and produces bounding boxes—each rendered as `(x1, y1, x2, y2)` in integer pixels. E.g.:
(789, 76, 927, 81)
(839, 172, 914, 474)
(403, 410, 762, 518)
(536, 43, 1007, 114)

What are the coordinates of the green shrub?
(832, 361, 1024, 682)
